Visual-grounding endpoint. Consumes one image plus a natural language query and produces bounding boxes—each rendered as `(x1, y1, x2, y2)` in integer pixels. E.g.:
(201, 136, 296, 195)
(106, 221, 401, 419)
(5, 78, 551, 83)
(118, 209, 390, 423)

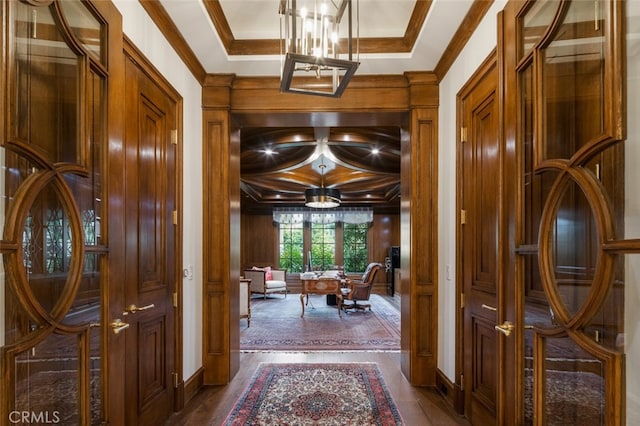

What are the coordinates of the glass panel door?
(517, 1, 627, 424)
(1, 1, 107, 423)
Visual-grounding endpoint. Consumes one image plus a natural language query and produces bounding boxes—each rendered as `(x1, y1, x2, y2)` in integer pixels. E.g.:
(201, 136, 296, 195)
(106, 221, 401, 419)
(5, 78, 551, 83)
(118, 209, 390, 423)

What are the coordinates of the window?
(310, 222, 335, 270)
(278, 220, 369, 273)
(274, 208, 373, 273)
(343, 223, 368, 273)
(279, 222, 304, 272)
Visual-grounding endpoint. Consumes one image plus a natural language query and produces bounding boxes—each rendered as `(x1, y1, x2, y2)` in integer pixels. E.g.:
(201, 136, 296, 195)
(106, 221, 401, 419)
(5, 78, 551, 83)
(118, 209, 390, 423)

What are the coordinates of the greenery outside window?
(343, 223, 368, 273)
(279, 222, 303, 272)
(310, 222, 335, 270)
(274, 208, 373, 274)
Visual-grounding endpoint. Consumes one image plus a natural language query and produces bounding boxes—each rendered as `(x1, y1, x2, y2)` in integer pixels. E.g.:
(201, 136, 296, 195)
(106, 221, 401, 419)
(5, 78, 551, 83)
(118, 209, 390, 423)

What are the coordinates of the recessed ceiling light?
(371, 148, 380, 155)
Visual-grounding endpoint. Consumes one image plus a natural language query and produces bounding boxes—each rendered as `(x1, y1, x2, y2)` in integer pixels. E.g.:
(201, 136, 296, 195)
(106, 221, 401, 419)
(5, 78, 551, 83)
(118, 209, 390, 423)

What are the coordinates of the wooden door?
(123, 53, 177, 425)
(0, 1, 125, 424)
(458, 53, 500, 425)
(501, 0, 629, 423)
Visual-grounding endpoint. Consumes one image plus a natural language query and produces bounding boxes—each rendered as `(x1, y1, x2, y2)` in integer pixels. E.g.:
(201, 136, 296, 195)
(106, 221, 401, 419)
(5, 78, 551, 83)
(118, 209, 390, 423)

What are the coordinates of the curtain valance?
(272, 207, 373, 224)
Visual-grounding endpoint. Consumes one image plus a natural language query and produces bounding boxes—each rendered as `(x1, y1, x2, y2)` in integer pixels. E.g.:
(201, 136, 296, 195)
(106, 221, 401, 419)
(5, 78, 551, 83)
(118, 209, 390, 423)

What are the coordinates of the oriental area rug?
(241, 294, 400, 351)
(222, 363, 404, 425)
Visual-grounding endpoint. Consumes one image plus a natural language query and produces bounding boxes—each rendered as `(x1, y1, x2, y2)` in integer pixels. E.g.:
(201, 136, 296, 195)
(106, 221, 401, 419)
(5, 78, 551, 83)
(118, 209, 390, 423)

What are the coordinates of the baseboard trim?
(435, 368, 464, 415)
(182, 366, 205, 408)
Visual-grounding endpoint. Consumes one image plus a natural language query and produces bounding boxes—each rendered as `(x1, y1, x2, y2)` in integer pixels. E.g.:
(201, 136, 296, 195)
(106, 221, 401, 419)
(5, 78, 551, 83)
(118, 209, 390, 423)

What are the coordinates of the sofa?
(243, 267, 288, 299)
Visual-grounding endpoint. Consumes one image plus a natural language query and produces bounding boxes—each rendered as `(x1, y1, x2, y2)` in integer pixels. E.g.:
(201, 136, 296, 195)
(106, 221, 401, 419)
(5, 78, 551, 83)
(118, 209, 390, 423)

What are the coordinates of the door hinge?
(172, 372, 179, 388)
(173, 292, 178, 308)
(460, 126, 467, 143)
(460, 293, 465, 309)
(460, 209, 467, 225)
(460, 374, 464, 391)
(170, 129, 178, 145)
(172, 210, 178, 225)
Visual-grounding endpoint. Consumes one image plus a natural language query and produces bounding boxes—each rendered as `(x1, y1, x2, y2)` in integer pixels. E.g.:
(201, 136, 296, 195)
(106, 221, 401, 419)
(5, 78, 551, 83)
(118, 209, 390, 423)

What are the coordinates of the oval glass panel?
(25, 181, 74, 313)
(583, 253, 623, 352)
(542, 0, 606, 161)
(550, 178, 598, 317)
(64, 174, 100, 246)
(62, 252, 100, 326)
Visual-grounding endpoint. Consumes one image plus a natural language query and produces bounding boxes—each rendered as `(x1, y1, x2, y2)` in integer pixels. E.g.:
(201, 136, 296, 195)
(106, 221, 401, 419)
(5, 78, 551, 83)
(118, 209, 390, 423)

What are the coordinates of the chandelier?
(305, 163, 341, 208)
(278, 0, 359, 97)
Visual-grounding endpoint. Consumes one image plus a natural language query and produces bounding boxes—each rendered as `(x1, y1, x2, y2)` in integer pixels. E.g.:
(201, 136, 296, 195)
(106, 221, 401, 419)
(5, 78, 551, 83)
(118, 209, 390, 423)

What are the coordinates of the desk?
(300, 278, 343, 318)
(240, 278, 251, 326)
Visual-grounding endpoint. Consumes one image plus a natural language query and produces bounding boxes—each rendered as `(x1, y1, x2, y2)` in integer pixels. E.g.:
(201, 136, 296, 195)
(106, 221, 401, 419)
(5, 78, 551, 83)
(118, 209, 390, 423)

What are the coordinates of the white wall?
(437, 1, 508, 381)
(112, 0, 204, 381)
(625, 2, 640, 421)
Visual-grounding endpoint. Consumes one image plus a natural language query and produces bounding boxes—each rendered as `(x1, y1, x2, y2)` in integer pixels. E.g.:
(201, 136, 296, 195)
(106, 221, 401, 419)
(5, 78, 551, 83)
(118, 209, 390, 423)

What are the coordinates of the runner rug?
(222, 363, 404, 425)
(241, 294, 400, 351)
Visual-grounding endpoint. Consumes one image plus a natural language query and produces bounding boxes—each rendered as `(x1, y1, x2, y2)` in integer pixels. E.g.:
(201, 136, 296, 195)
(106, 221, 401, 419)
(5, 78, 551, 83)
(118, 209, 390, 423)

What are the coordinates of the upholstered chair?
(244, 267, 288, 299)
(341, 262, 383, 312)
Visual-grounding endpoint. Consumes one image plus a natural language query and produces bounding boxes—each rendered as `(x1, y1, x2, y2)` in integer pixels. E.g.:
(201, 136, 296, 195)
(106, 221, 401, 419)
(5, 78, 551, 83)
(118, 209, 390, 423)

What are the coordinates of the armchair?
(244, 268, 288, 300)
(341, 262, 383, 312)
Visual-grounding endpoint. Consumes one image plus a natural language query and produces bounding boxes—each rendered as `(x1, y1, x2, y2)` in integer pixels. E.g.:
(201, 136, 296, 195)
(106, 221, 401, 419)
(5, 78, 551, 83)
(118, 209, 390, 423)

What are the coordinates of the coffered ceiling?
(144, 0, 492, 212)
(240, 126, 402, 212)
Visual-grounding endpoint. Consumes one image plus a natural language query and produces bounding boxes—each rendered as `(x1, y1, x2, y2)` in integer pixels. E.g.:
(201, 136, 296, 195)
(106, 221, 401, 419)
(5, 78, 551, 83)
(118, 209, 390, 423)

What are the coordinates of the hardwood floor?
(165, 351, 469, 425)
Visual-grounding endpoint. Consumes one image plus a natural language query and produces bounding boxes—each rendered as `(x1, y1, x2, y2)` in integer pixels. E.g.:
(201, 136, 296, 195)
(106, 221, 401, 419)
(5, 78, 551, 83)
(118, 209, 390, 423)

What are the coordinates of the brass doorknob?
(495, 321, 515, 336)
(110, 319, 130, 334)
(124, 303, 155, 314)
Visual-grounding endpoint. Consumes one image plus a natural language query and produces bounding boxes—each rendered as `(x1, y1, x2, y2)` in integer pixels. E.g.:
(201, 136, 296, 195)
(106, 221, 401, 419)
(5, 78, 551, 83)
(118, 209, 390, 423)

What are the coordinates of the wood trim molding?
(138, 0, 207, 84)
(137, 0, 491, 87)
(435, 368, 464, 415)
(182, 366, 205, 408)
(202, 0, 433, 56)
(434, 0, 495, 81)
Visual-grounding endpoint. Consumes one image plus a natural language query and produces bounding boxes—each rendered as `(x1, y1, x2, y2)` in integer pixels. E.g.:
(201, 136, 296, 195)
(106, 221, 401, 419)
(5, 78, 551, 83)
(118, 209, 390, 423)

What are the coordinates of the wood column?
(401, 72, 439, 386)
(202, 74, 240, 384)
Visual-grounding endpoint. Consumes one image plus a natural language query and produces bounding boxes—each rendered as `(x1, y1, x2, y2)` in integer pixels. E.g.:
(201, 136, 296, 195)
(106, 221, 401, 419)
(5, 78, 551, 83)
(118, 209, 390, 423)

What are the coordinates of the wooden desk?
(240, 278, 251, 326)
(300, 279, 343, 318)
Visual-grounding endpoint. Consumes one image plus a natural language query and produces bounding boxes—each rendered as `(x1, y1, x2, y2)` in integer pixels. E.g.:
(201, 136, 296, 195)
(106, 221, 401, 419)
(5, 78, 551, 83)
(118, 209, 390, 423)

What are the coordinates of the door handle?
(495, 321, 515, 336)
(481, 304, 497, 312)
(110, 319, 130, 334)
(124, 303, 155, 314)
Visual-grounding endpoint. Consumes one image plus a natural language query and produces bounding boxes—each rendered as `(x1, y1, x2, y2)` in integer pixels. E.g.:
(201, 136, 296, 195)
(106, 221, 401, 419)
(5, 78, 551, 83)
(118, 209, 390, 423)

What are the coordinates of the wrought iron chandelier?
(279, 0, 359, 97)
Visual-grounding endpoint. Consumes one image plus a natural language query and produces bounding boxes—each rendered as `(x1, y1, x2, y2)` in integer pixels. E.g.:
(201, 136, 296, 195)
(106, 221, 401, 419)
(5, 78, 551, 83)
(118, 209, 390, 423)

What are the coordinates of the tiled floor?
(165, 351, 469, 425)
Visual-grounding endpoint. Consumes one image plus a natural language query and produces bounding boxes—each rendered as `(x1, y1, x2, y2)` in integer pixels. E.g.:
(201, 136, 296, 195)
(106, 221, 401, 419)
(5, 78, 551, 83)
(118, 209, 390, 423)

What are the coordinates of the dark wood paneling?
(241, 214, 277, 269)
(401, 79, 439, 386)
(202, 76, 238, 383)
(138, 316, 167, 406)
(471, 316, 497, 423)
(123, 48, 178, 425)
(204, 289, 224, 356)
(416, 293, 434, 357)
(229, 75, 410, 112)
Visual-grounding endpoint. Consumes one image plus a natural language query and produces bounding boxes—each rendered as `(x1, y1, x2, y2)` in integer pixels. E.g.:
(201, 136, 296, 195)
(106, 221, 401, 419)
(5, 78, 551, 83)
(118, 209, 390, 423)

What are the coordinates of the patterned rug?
(223, 363, 404, 425)
(241, 294, 400, 351)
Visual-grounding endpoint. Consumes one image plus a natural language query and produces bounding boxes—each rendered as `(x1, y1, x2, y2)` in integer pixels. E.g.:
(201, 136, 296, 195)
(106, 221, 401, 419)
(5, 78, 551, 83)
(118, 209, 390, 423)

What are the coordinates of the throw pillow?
(264, 266, 273, 281)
